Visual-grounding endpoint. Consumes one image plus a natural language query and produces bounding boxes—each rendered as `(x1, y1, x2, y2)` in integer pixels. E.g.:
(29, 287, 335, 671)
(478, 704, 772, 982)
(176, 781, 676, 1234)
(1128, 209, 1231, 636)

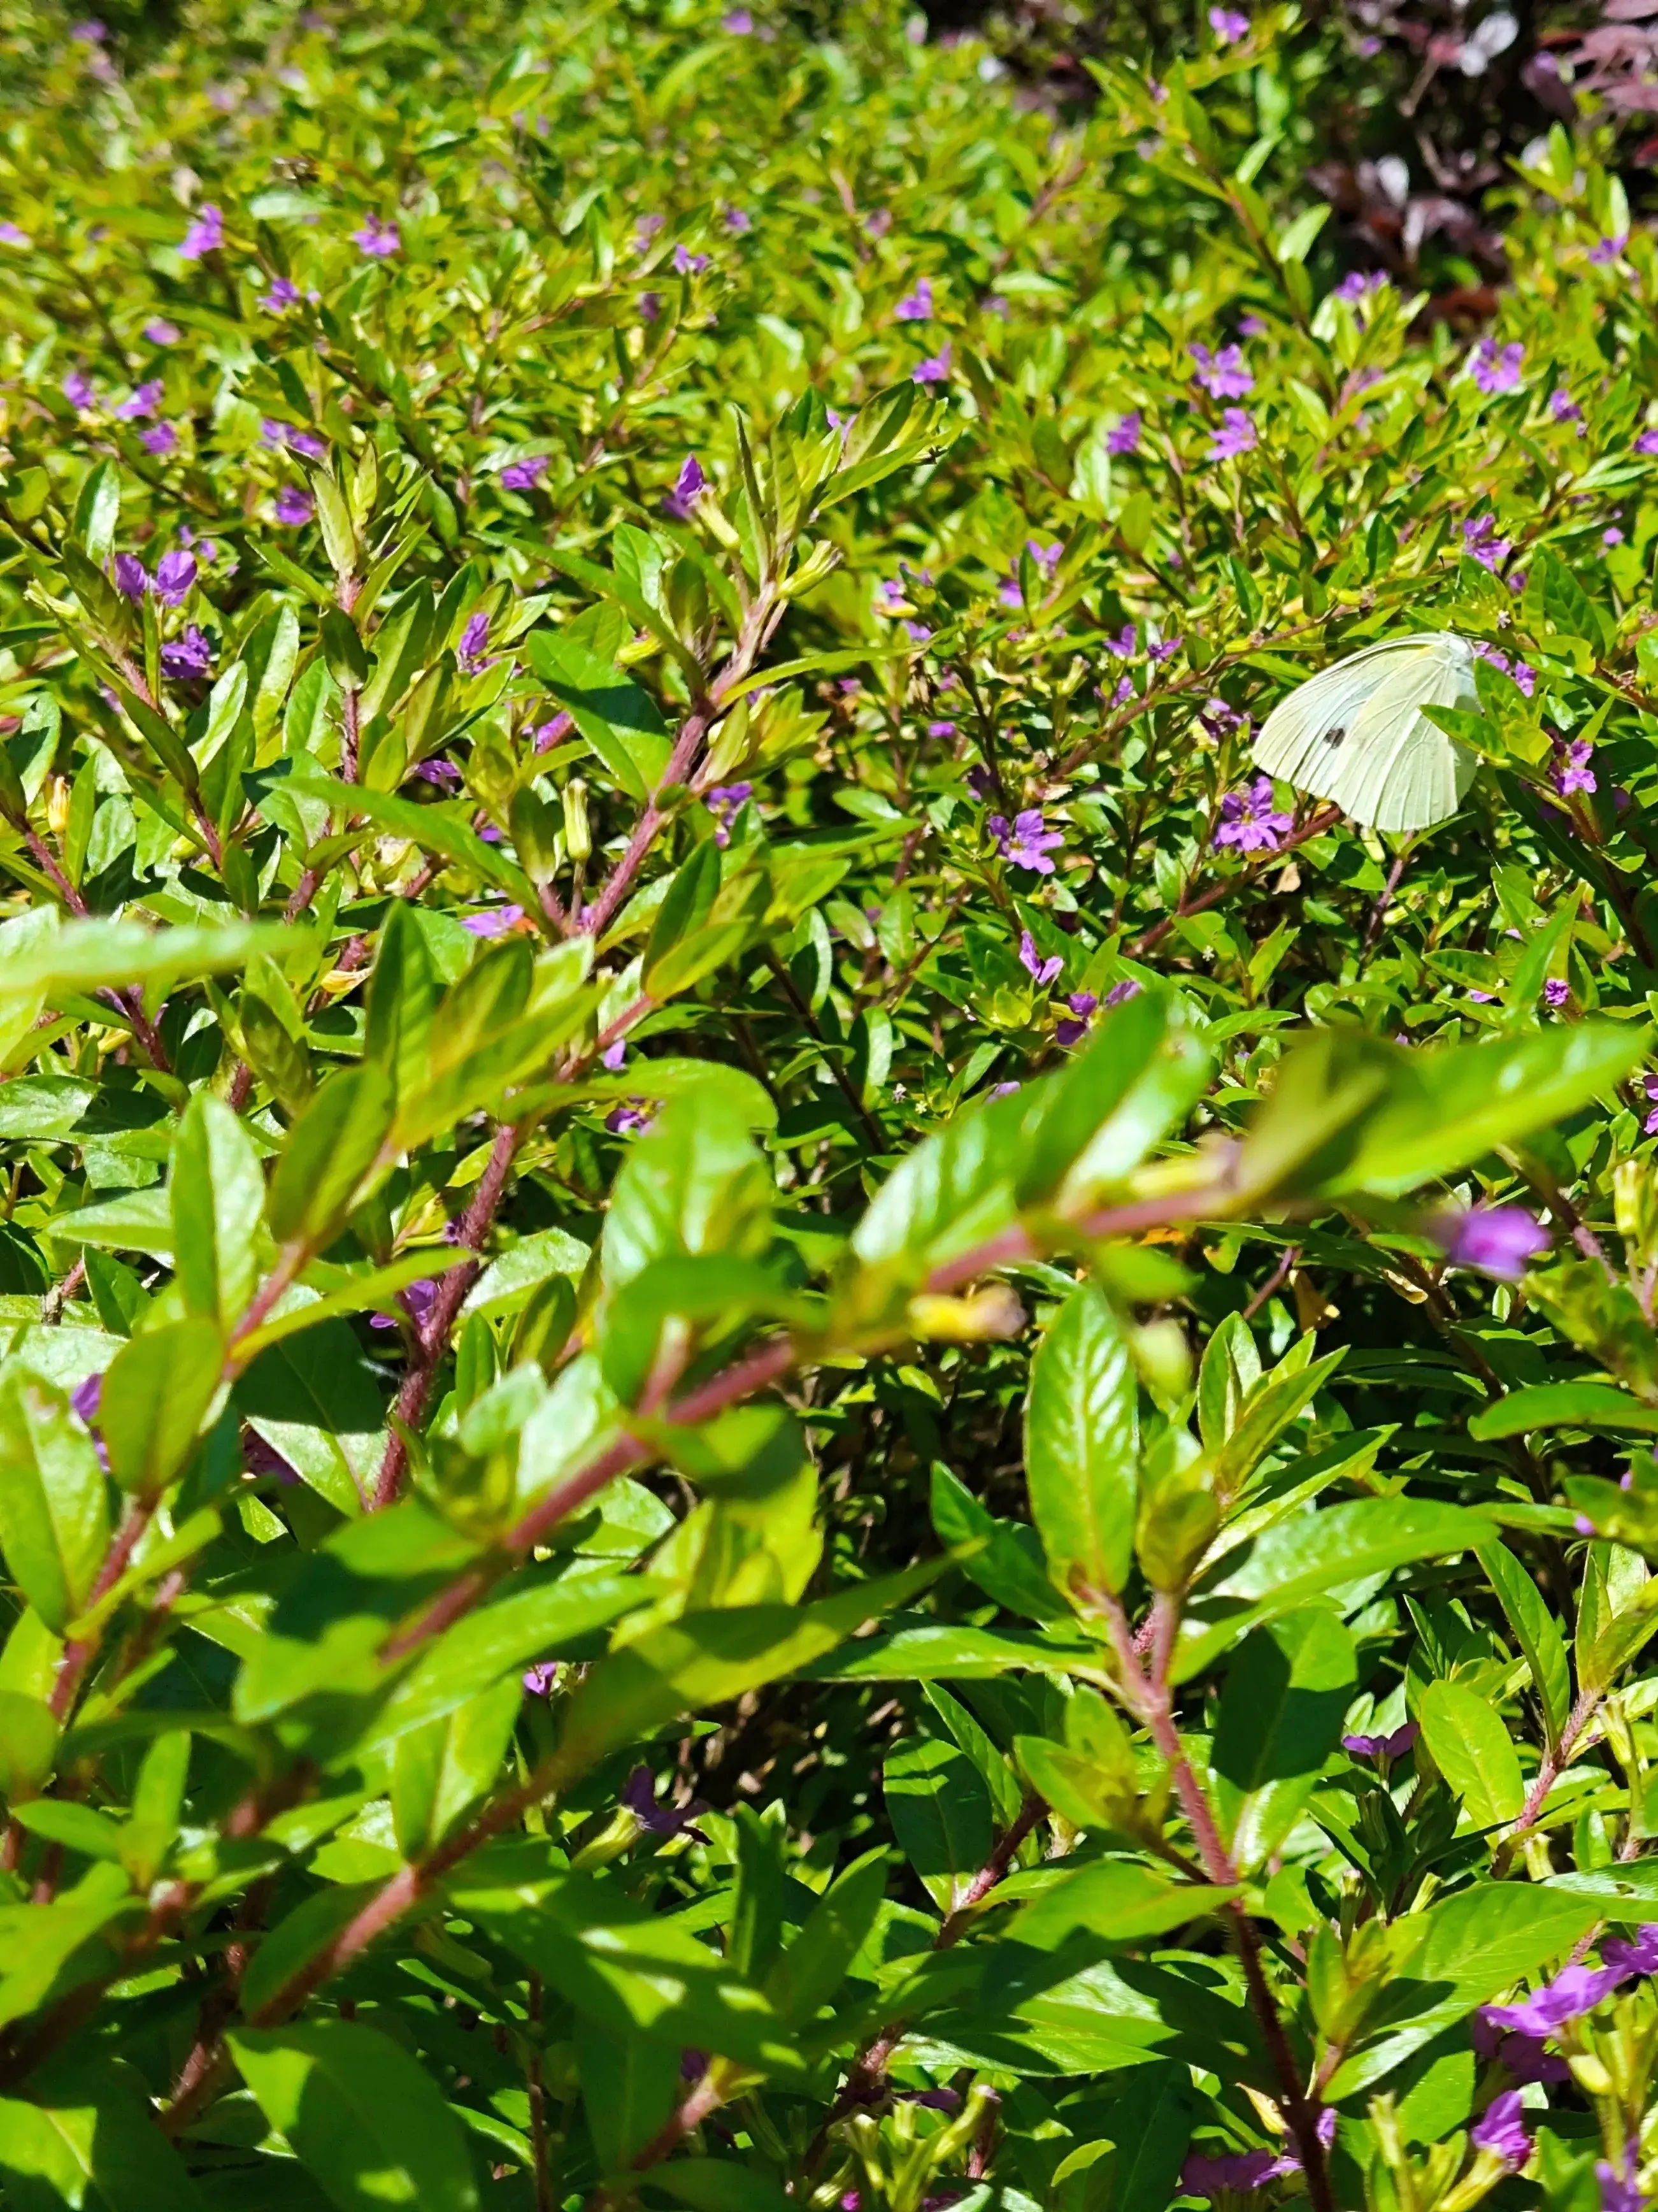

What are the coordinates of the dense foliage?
(8, 4, 1658, 2211)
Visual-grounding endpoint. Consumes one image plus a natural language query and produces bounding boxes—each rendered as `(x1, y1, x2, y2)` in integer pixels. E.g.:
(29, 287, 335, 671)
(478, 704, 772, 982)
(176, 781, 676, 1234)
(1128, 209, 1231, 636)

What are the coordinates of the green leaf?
(268, 1063, 396, 1249)
(1025, 1283, 1138, 1604)
(1210, 1608, 1356, 1871)
(525, 628, 671, 803)
(1469, 1382, 1658, 1440)
(1109, 2065, 1196, 2212)
(883, 1734, 994, 1913)
(601, 1094, 773, 1293)
(929, 1462, 1066, 1623)
(99, 1318, 224, 1496)
(1479, 1539, 1571, 1751)
(578, 2023, 679, 2174)
(0, 2058, 208, 2212)
(390, 1674, 520, 1856)
(171, 1093, 266, 1333)
(1015, 1862, 1236, 1948)
(1419, 1678, 1525, 1827)
(764, 1848, 887, 2026)
(227, 2023, 478, 2212)
(0, 1370, 109, 1634)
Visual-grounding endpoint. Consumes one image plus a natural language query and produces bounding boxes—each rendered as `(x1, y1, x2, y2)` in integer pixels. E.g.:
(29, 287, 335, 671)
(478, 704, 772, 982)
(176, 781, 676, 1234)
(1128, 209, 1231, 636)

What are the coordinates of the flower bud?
(562, 777, 591, 863)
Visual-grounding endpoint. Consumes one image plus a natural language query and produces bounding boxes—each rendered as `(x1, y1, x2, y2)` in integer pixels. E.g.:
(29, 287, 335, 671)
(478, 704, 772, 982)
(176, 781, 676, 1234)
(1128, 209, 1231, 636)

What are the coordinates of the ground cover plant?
(11, 3, 1658, 2209)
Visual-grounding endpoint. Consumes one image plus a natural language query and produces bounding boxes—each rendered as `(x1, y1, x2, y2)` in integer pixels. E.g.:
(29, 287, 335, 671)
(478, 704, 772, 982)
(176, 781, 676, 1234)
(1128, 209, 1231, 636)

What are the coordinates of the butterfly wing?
(1252, 635, 1477, 833)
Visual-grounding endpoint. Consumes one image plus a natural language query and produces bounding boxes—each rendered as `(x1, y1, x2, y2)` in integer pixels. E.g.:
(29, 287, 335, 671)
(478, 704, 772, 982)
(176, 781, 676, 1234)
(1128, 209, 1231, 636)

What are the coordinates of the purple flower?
(1214, 775, 1292, 853)
(896, 276, 934, 321)
(113, 553, 148, 601)
(262, 275, 302, 312)
(71, 1372, 103, 1425)
(633, 213, 665, 252)
(1203, 697, 1245, 733)
(1590, 235, 1629, 266)
(601, 1041, 627, 1072)
(1027, 538, 1063, 576)
(1471, 2091, 1531, 2169)
(180, 204, 224, 260)
(722, 205, 752, 234)
(456, 612, 494, 676)
(1208, 6, 1250, 41)
(706, 782, 752, 845)
(275, 485, 314, 526)
(1150, 636, 1182, 663)
(369, 1278, 440, 1332)
(1463, 514, 1511, 571)
(989, 808, 1064, 875)
(1208, 408, 1256, 459)
(0, 222, 31, 248)
(71, 18, 106, 38)
(866, 208, 892, 237)
(1019, 931, 1062, 987)
(499, 454, 550, 491)
(522, 1661, 559, 1697)
(62, 369, 94, 410)
(662, 454, 707, 521)
(1434, 1203, 1550, 1281)
(413, 757, 461, 789)
(1336, 271, 1385, 302)
(1056, 991, 1099, 1047)
(1181, 2151, 1299, 2200)
(620, 1766, 710, 1839)
(1104, 979, 1141, 1010)
(1105, 623, 1138, 659)
(154, 550, 196, 605)
(140, 422, 178, 457)
(1597, 2163, 1645, 2212)
(1470, 338, 1525, 395)
(1637, 431, 1658, 457)
(606, 1102, 653, 1135)
(1606, 527, 1626, 549)
(1191, 341, 1252, 398)
(876, 578, 908, 614)
(1106, 411, 1142, 456)
(1604, 1927, 1658, 1982)
(352, 216, 400, 258)
(289, 428, 327, 462)
(672, 244, 710, 275)
(927, 719, 957, 738)
(723, 7, 754, 27)
(913, 342, 952, 385)
(143, 317, 180, 345)
(1551, 389, 1584, 424)
(117, 379, 164, 420)
(998, 573, 1024, 610)
(161, 624, 213, 682)
(1544, 977, 1569, 1010)
(983, 292, 1011, 317)
(1343, 1720, 1419, 1762)
(1553, 737, 1597, 796)
(461, 903, 525, 939)
(904, 621, 932, 645)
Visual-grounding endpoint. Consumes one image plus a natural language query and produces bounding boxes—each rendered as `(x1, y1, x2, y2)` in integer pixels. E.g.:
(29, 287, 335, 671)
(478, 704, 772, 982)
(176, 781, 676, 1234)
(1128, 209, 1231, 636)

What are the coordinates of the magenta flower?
(1434, 1203, 1549, 1279)
(1343, 1720, 1419, 1762)
(1027, 538, 1063, 577)
(499, 454, 550, 491)
(262, 275, 303, 311)
(1182, 2151, 1296, 2199)
(522, 1661, 559, 1697)
(913, 342, 952, 385)
(1190, 341, 1252, 399)
(113, 554, 147, 601)
(62, 368, 94, 410)
(601, 1040, 627, 1073)
(117, 379, 164, 420)
(161, 624, 213, 682)
(1106, 411, 1142, 456)
(620, 1765, 709, 1841)
(0, 222, 31, 248)
(1056, 991, 1099, 1047)
(1550, 389, 1583, 424)
(896, 276, 934, 322)
(1104, 623, 1137, 659)
(143, 317, 180, 345)
(723, 205, 752, 234)
(140, 422, 178, 457)
(1208, 408, 1256, 459)
(180, 203, 224, 259)
(1463, 514, 1511, 571)
(606, 1102, 654, 1135)
(71, 1372, 103, 1425)
(275, 485, 315, 526)
(706, 782, 752, 845)
(1019, 931, 1062, 987)
(1214, 776, 1292, 853)
(1209, 6, 1250, 40)
(1637, 430, 1658, 457)
(370, 1277, 440, 1332)
(1544, 977, 1569, 1009)
(1553, 737, 1596, 796)
(413, 758, 461, 790)
(461, 904, 525, 938)
(722, 7, 754, 28)
(1469, 338, 1525, 394)
(456, 612, 494, 676)
(1597, 2163, 1644, 2212)
(927, 719, 956, 738)
(672, 243, 710, 275)
(989, 808, 1063, 874)
(1604, 1928, 1658, 1981)
(1471, 2092, 1531, 2170)
(662, 454, 707, 521)
(154, 550, 196, 605)
(1483, 1963, 1623, 2037)
(352, 217, 400, 258)
(1590, 235, 1629, 266)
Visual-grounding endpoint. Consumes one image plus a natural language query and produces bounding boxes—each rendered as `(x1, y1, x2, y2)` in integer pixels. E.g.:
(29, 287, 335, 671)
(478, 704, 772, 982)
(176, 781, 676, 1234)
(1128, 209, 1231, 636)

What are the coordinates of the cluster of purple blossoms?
(1469, 338, 1525, 395)
(499, 453, 550, 491)
(989, 808, 1063, 874)
(723, 205, 752, 235)
(1342, 1719, 1419, 1762)
(1208, 6, 1250, 41)
(606, 1101, 654, 1136)
(1180, 2113, 1335, 2201)
(455, 612, 495, 676)
(1106, 411, 1142, 456)
(1552, 736, 1597, 796)
(179, 203, 224, 260)
(1462, 514, 1511, 571)
(1472, 642, 1536, 696)
(62, 368, 95, 411)
(117, 379, 164, 421)
(672, 243, 710, 275)
(353, 215, 400, 258)
(1209, 408, 1257, 460)
(413, 757, 462, 791)
(261, 275, 304, 313)
(1543, 977, 1570, 1010)
(262, 418, 329, 463)
(1551, 389, 1585, 426)
(154, 625, 211, 682)
(371, 1277, 441, 1333)
(141, 422, 179, 457)
(1433, 1202, 1550, 1280)
(1018, 931, 1062, 988)
(662, 454, 707, 521)
(895, 276, 934, 321)
(706, 783, 752, 845)
(1214, 777, 1292, 854)
(1190, 341, 1253, 399)
(275, 485, 315, 526)
(1643, 1072, 1658, 1137)
(913, 341, 952, 386)
(998, 539, 1063, 607)
(113, 549, 196, 605)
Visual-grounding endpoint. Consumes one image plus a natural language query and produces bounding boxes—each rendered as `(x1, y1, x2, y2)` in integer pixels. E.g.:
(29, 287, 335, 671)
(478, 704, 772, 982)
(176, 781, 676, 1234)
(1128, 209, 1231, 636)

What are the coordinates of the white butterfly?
(1251, 631, 1480, 835)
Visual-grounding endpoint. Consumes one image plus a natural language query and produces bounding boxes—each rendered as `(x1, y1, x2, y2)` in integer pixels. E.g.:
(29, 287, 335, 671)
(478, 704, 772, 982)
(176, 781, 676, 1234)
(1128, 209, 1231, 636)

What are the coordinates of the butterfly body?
(1252, 631, 1480, 833)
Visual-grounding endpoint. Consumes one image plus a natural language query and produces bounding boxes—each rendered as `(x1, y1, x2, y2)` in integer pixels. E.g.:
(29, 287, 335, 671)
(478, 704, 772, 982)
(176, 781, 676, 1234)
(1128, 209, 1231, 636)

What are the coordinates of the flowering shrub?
(4, 5, 1658, 2212)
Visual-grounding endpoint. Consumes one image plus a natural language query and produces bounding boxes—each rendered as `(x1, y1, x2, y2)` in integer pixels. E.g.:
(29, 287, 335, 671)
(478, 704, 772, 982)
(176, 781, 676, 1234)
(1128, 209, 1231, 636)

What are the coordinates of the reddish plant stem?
(49, 1497, 159, 1721)
(340, 687, 362, 782)
(21, 828, 173, 1070)
(527, 1973, 555, 2212)
(1126, 805, 1340, 961)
